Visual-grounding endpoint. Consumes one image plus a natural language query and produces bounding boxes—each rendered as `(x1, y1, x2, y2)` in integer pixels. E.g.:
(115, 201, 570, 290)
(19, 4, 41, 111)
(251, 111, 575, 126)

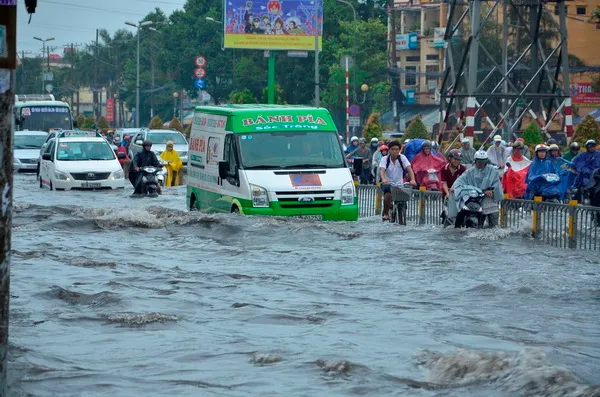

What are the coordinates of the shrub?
(404, 116, 429, 140)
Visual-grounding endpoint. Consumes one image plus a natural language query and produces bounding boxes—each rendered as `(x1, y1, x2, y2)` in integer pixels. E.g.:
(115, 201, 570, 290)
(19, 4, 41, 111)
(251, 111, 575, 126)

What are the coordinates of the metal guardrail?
(357, 184, 600, 251)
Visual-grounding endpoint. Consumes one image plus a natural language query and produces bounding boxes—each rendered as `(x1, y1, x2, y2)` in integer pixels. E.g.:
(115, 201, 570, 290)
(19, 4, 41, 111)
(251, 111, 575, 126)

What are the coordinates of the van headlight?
(55, 170, 71, 181)
(341, 181, 355, 206)
(250, 184, 269, 207)
(112, 169, 124, 179)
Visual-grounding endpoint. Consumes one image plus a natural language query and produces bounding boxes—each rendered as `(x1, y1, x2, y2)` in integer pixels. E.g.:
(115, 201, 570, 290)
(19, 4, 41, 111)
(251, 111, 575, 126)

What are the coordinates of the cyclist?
(379, 140, 416, 221)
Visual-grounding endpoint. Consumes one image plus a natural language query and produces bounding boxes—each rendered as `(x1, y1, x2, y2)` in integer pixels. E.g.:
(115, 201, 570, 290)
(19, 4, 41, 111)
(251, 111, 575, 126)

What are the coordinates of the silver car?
(14, 131, 48, 172)
(129, 129, 188, 166)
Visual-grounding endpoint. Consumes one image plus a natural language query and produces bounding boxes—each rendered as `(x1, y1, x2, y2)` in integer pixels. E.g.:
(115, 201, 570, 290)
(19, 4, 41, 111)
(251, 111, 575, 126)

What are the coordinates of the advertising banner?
(224, 0, 323, 50)
(570, 82, 600, 107)
(105, 98, 114, 122)
(433, 27, 446, 48)
(396, 32, 418, 50)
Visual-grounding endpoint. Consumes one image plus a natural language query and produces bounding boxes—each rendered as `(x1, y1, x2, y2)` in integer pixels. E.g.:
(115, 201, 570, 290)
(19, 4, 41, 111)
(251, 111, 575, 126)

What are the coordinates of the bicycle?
(389, 182, 412, 225)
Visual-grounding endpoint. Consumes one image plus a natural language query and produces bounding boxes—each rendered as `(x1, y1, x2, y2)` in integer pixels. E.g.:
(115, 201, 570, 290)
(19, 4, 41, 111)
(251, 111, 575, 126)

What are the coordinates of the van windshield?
(56, 141, 116, 161)
(238, 131, 345, 169)
(15, 134, 47, 149)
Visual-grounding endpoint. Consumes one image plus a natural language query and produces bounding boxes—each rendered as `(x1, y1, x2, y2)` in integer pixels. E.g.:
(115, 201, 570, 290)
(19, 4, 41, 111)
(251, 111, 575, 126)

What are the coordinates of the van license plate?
(291, 215, 322, 221)
(83, 182, 101, 188)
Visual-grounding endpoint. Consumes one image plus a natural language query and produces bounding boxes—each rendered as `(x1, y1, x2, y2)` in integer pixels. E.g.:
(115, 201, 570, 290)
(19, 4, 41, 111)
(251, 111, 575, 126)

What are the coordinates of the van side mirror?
(42, 153, 52, 161)
(15, 116, 23, 126)
(218, 161, 229, 180)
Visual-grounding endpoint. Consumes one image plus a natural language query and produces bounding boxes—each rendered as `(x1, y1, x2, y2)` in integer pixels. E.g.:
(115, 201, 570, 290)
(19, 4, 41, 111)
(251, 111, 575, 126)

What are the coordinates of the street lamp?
(125, 20, 154, 128)
(206, 17, 225, 51)
(172, 92, 179, 119)
(336, 0, 357, 102)
(34, 37, 55, 94)
(358, 84, 369, 104)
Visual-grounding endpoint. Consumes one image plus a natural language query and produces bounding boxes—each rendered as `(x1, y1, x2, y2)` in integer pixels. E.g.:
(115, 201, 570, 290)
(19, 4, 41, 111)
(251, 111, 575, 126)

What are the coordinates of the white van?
(186, 105, 358, 221)
(39, 130, 125, 190)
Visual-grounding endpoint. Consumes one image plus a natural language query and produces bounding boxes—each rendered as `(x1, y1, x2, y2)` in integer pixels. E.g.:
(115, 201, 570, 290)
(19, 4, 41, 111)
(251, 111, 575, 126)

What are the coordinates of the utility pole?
(390, 5, 400, 132)
(0, 2, 18, 395)
(313, 0, 320, 107)
(94, 29, 99, 120)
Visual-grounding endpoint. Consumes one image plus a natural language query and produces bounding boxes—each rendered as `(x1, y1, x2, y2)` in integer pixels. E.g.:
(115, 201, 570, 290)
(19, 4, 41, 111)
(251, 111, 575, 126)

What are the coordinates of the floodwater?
(8, 173, 600, 397)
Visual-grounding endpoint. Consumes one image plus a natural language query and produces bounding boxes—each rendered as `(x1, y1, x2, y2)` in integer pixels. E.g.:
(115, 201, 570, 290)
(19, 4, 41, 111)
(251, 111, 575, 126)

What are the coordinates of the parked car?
(129, 129, 188, 166)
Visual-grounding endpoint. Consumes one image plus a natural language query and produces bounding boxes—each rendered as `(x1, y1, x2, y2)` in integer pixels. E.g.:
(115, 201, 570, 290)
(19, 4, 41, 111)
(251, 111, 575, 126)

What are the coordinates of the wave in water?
(104, 312, 179, 327)
(416, 348, 600, 397)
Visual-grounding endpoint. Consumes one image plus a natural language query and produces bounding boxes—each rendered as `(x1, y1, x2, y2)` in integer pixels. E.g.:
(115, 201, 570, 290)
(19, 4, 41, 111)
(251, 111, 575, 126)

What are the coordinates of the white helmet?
(461, 138, 470, 144)
(371, 137, 378, 143)
(474, 150, 488, 160)
(350, 136, 358, 142)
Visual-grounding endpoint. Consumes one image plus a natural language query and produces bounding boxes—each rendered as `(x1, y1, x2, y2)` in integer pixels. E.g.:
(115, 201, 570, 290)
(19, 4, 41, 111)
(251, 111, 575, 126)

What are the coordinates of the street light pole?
(314, 0, 320, 107)
(336, 0, 357, 102)
(125, 21, 153, 128)
(33, 36, 55, 93)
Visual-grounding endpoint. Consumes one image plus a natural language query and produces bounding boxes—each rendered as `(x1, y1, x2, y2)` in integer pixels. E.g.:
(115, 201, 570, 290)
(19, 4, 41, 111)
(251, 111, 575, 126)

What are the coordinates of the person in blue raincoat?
(547, 144, 576, 200)
(571, 140, 600, 202)
(524, 144, 561, 200)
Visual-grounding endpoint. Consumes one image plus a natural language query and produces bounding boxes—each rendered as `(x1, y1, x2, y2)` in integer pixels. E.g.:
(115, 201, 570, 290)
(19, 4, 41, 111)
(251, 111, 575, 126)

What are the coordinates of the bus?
(14, 94, 74, 132)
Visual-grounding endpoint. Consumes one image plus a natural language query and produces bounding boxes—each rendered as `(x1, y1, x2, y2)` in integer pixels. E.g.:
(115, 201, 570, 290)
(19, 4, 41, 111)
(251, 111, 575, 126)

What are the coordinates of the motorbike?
(389, 182, 413, 225)
(134, 165, 163, 197)
(527, 173, 561, 202)
(449, 187, 495, 228)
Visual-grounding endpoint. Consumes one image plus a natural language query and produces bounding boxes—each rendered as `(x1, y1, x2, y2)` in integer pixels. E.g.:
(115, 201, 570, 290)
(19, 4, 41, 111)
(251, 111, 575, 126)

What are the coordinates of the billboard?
(224, 0, 323, 50)
(396, 33, 418, 50)
(570, 82, 600, 107)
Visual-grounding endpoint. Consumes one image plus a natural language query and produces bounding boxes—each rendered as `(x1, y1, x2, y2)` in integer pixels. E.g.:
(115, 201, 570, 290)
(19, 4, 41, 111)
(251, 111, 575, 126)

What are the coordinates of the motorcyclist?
(346, 138, 372, 184)
(563, 142, 580, 162)
(584, 168, 600, 226)
(571, 140, 600, 202)
(441, 149, 466, 199)
(372, 145, 389, 184)
(460, 138, 476, 165)
(160, 140, 184, 187)
(411, 140, 447, 191)
(524, 144, 560, 200)
(548, 144, 561, 159)
(129, 139, 162, 194)
(116, 140, 131, 179)
(487, 134, 507, 170)
(448, 150, 504, 228)
(503, 140, 531, 199)
(369, 137, 379, 157)
(379, 140, 416, 221)
(345, 136, 359, 156)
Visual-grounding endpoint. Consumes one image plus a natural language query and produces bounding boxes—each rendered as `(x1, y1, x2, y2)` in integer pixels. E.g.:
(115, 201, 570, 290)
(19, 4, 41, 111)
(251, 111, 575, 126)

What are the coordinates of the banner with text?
(571, 82, 600, 107)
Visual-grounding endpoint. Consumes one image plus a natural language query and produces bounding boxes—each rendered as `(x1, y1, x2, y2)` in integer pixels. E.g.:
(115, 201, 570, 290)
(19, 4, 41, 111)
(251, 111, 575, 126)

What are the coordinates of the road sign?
(194, 78, 206, 89)
(348, 104, 360, 117)
(340, 55, 354, 69)
(194, 68, 206, 79)
(349, 116, 361, 127)
(195, 55, 207, 68)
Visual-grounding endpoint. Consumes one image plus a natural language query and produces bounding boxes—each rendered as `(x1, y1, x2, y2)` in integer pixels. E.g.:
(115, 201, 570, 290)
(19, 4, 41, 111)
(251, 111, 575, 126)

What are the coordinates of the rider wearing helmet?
(448, 149, 504, 228)
(548, 143, 561, 158)
(571, 140, 600, 200)
(346, 138, 372, 184)
(441, 149, 467, 199)
(534, 144, 548, 159)
(372, 145, 389, 184)
(487, 134, 507, 169)
(345, 136, 360, 155)
(130, 139, 162, 194)
(460, 138, 476, 165)
(563, 141, 580, 161)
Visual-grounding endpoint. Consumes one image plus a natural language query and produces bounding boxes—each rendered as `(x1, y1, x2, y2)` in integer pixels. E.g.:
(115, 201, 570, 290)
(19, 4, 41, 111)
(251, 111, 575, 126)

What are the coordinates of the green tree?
(97, 116, 109, 132)
(261, 84, 286, 104)
(76, 114, 85, 129)
(229, 88, 258, 104)
(149, 115, 164, 129)
(573, 116, 600, 144)
(362, 112, 383, 141)
(169, 117, 184, 133)
(404, 116, 429, 140)
(81, 116, 96, 130)
(522, 122, 544, 146)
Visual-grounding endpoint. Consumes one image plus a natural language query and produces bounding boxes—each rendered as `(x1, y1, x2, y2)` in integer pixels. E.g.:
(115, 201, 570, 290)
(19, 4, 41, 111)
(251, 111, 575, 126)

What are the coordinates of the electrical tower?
(436, 0, 573, 146)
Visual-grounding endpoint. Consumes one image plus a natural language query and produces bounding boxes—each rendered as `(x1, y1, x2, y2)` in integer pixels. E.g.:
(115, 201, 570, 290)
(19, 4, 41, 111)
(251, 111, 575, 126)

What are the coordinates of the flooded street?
(8, 173, 600, 397)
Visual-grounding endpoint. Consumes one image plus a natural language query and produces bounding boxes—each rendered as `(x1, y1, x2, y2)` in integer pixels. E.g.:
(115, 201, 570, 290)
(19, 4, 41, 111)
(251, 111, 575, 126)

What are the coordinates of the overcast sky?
(17, 0, 184, 57)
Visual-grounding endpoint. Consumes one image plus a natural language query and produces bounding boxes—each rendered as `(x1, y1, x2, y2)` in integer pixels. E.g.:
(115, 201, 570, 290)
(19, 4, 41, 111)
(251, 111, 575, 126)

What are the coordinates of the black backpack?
(386, 155, 406, 174)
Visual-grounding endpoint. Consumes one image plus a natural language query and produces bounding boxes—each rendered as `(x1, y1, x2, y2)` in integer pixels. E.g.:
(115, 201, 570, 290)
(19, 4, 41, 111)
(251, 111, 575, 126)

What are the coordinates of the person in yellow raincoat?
(160, 140, 184, 186)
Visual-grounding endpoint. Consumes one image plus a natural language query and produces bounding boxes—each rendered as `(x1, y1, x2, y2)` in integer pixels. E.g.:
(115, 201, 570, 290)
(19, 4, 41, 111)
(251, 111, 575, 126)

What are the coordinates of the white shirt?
(379, 154, 411, 184)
